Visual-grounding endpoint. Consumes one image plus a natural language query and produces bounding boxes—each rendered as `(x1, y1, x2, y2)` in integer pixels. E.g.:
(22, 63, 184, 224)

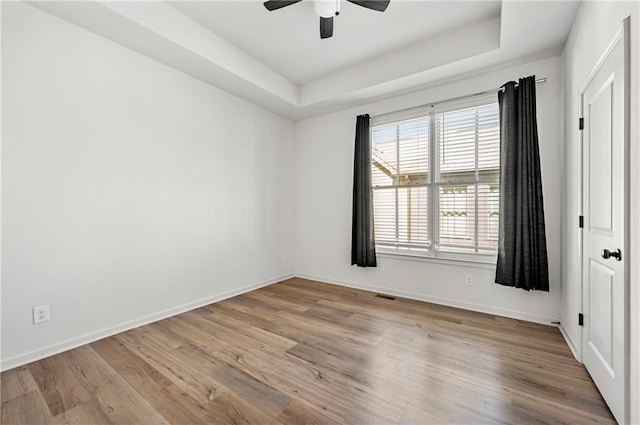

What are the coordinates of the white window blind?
(371, 96, 500, 260)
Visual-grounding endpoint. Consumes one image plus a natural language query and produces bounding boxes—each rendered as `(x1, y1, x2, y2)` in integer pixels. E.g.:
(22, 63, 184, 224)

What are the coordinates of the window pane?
(373, 187, 396, 244)
(438, 108, 477, 182)
(372, 125, 398, 187)
(371, 118, 429, 188)
(477, 104, 500, 171)
(397, 186, 429, 246)
(480, 183, 500, 252)
(398, 118, 429, 186)
(437, 103, 500, 183)
(439, 185, 469, 238)
(373, 186, 430, 248)
(437, 183, 500, 253)
(438, 185, 475, 252)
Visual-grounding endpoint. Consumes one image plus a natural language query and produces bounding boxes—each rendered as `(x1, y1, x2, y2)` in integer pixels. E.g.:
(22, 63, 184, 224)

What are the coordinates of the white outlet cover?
(33, 305, 50, 324)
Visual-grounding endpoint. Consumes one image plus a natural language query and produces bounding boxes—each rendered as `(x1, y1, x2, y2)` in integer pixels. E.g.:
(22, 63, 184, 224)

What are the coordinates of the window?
(371, 96, 500, 261)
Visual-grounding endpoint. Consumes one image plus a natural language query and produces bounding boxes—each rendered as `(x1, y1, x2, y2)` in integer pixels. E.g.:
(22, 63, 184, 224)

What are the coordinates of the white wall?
(294, 56, 563, 325)
(561, 2, 640, 423)
(0, 0, 4, 374)
(1, 2, 295, 370)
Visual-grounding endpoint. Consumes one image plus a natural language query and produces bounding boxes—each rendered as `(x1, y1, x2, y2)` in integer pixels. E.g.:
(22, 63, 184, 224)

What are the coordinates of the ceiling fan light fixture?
(314, 0, 339, 18)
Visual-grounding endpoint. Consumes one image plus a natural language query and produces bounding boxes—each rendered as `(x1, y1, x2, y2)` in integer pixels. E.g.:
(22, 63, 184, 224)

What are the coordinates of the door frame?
(579, 17, 630, 421)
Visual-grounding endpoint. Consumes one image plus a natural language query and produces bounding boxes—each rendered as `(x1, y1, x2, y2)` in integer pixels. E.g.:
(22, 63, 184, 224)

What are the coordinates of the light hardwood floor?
(1, 278, 615, 424)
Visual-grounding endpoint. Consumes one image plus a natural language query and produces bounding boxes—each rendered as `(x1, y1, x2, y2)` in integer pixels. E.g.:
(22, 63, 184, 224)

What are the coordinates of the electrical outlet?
(282, 255, 288, 264)
(33, 305, 50, 324)
(465, 274, 474, 287)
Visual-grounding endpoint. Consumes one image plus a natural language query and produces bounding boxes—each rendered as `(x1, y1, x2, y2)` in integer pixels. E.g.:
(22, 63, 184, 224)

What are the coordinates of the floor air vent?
(375, 294, 396, 300)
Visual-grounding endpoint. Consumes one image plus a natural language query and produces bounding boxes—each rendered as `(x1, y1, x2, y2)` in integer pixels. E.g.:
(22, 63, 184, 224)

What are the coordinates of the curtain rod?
(434, 77, 547, 107)
(373, 77, 547, 120)
(499, 77, 547, 90)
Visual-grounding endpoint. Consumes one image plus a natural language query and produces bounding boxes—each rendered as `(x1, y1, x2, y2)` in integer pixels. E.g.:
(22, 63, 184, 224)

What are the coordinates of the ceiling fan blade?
(320, 16, 334, 39)
(263, 0, 302, 11)
(346, 0, 390, 12)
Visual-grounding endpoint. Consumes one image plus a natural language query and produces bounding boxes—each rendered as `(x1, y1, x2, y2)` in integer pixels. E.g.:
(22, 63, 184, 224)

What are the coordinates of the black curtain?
(495, 76, 549, 291)
(351, 114, 377, 267)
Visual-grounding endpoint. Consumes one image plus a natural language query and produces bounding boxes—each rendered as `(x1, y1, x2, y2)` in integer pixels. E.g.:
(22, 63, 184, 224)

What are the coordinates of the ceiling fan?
(263, 0, 391, 39)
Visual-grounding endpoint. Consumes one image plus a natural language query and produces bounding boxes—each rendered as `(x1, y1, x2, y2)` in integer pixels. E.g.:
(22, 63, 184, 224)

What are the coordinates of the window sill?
(376, 248, 497, 270)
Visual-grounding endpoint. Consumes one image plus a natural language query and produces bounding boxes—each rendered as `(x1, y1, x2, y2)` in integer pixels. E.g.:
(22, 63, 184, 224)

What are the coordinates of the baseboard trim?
(559, 323, 582, 363)
(1, 271, 562, 371)
(295, 272, 559, 326)
(0, 272, 294, 372)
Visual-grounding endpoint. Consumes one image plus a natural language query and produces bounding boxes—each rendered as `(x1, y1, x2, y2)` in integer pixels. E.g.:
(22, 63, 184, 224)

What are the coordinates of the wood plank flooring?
(1, 278, 615, 424)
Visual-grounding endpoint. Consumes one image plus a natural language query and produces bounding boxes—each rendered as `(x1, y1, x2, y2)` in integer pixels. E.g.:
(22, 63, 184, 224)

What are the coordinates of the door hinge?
(579, 117, 584, 130)
(578, 313, 584, 326)
(579, 215, 584, 228)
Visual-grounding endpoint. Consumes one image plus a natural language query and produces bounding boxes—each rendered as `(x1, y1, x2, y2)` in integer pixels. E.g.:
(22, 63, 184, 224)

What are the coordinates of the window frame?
(370, 93, 499, 265)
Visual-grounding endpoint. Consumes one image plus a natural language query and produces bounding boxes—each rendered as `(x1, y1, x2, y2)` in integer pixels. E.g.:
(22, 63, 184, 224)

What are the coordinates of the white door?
(581, 21, 628, 424)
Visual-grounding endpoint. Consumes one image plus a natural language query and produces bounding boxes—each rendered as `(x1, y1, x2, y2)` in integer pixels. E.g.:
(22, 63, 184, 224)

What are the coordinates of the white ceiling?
(29, 0, 581, 120)
(169, 1, 502, 85)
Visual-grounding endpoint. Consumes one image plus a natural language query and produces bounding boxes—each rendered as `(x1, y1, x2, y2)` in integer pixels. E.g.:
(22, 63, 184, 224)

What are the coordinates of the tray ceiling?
(29, 0, 581, 119)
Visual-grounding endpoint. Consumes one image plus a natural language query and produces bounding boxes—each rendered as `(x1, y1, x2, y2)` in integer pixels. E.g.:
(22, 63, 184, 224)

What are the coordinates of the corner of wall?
(559, 322, 581, 362)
